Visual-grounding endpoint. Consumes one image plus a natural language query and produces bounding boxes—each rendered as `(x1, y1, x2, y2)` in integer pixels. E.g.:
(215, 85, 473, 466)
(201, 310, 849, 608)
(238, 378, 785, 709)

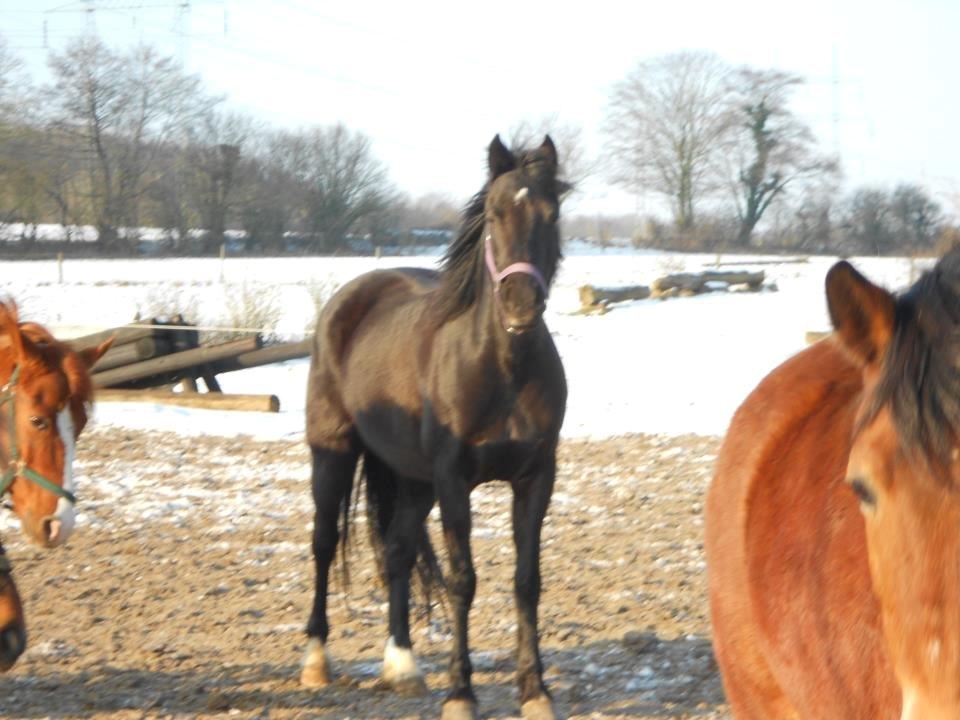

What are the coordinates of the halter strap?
(483, 234, 548, 297)
(0, 365, 75, 505)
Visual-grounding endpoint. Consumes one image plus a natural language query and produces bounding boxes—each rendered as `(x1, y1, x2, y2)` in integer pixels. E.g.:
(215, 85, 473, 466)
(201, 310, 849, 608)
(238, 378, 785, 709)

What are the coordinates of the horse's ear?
(0, 301, 25, 363)
(539, 135, 558, 173)
(826, 260, 895, 367)
(488, 134, 516, 179)
(79, 336, 115, 370)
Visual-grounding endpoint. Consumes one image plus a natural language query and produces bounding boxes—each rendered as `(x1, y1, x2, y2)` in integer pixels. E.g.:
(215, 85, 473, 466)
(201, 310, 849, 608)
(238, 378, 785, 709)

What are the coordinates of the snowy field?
(0, 246, 932, 441)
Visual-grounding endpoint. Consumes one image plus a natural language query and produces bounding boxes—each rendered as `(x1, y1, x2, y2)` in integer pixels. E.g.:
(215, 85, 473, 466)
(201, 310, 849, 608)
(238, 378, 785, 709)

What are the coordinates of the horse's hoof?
(522, 696, 560, 720)
(441, 698, 480, 720)
(301, 663, 332, 688)
(392, 674, 428, 696)
(300, 639, 332, 688)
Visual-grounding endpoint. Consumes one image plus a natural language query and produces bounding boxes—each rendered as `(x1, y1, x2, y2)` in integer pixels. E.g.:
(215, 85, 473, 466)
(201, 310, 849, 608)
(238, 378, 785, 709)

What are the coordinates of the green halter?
(0, 366, 76, 505)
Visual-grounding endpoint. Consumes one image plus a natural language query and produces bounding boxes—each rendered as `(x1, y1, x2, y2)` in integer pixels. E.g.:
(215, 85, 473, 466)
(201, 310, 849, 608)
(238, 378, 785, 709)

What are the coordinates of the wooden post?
(95, 390, 281, 413)
(219, 243, 226, 283)
(57, 252, 64, 284)
(375, 245, 382, 259)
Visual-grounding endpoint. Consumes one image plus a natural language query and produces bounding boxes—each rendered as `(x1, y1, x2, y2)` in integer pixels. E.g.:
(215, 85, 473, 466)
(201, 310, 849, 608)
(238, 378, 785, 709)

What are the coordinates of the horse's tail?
(360, 451, 446, 619)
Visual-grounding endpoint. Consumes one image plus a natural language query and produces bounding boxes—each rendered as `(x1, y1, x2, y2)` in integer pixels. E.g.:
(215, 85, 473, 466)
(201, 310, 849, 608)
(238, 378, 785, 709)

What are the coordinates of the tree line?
(601, 51, 956, 254)
(0, 36, 954, 257)
(0, 35, 455, 255)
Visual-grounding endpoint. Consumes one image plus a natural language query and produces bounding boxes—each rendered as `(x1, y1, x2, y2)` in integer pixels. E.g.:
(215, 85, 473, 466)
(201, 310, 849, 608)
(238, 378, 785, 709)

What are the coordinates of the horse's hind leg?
(380, 477, 435, 696)
(512, 460, 559, 720)
(302, 442, 359, 688)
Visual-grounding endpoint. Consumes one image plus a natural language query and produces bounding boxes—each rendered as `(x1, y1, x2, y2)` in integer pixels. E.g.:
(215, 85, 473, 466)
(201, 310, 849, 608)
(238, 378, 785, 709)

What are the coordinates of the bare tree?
(288, 124, 395, 252)
(890, 183, 942, 249)
(603, 51, 733, 229)
(46, 37, 212, 247)
(726, 68, 838, 246)
(184, 110, 254, 248)
(0, 35, 28, 125)
(508, 117, 594, 190)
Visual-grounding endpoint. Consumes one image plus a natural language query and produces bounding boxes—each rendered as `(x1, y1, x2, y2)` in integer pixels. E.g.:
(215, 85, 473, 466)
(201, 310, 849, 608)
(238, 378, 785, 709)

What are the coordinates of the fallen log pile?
(578, 269, 774, 313)
(66, 319, 312, 411)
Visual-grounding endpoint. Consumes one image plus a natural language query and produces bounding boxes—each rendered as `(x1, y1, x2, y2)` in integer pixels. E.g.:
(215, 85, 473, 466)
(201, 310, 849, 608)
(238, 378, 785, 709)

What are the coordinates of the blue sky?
(3, 0, 958, 216)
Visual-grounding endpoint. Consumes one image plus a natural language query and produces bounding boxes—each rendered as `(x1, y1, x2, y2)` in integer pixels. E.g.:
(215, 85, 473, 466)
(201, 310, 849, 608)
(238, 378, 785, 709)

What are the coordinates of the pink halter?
(483, 234, 549, 297)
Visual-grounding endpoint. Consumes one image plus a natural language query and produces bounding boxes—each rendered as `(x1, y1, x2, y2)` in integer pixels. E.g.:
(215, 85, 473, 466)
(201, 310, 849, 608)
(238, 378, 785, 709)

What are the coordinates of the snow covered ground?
(0, 248, 933, 441)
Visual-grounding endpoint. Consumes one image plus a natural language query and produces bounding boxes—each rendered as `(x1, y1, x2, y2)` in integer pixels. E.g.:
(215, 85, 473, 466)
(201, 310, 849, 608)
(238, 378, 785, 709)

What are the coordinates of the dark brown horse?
(302, 136, 567, 720)
(707, 249, 960, 719)
(0, 301, 111, 670)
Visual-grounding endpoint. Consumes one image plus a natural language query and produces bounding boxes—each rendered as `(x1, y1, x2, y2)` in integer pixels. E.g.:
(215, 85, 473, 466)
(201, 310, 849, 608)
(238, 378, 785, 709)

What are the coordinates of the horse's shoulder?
(709, 338, 892, 715)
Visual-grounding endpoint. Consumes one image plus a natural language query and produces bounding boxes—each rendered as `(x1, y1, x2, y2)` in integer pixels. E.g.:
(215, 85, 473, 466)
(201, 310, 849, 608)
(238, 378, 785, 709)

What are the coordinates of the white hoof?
(441, 698, 480, 720)
(522, 695, 560, 719)
(300, 638, 333, 688)
(382, 636, 427, 696)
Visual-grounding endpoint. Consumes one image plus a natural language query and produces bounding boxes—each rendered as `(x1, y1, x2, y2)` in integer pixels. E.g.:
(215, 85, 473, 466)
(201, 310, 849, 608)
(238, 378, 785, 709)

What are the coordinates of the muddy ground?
(0, 427, 727, 719)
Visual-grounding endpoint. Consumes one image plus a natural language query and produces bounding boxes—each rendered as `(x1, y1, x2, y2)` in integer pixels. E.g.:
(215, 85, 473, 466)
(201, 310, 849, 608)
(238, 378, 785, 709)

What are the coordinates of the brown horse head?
(0, 302, 112, 548)
(828, 251, 960, 718)
(0, 546, 24, 671)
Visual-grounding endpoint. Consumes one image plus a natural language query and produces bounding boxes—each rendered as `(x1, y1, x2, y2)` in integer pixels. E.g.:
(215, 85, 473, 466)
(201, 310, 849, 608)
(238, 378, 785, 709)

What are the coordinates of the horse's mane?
(433, 148, 565, 323)
(433, 189, 488, 322)
(863, 246, 960, 475)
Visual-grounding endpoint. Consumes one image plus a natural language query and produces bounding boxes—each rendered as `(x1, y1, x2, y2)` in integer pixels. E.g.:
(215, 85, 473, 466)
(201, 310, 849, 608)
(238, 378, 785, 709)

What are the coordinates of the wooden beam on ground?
(206, 339, 312, 375)
(95, 389, 280, 412)
(91, 337, 170, 372)
(68, 324, 157, 351)
(579, 284, 651, 309)
(92, 336, 262, 388)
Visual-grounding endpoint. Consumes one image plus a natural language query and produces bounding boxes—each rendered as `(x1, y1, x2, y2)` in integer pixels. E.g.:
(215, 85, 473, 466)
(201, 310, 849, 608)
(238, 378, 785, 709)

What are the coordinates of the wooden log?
(91, 337, 170, 372)
(68, 323, 157, 351)
(95, 389, 280, 412)
(205, 339, 312, 375)
(806, 330, 832, 344)
(92, 336, 262, 388)
(652, 270, 765, 294)
(579, 284, 651, 308)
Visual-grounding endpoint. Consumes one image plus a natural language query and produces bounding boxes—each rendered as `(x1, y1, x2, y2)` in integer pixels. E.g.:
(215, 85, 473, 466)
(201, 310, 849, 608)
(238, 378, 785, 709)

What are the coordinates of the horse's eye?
(849, 478, 876, 507)
(29, 416, 49, 431)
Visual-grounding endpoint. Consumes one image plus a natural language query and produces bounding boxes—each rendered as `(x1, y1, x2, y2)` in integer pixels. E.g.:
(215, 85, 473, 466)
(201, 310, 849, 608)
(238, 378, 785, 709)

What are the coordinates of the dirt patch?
(0, 427, 727, 719)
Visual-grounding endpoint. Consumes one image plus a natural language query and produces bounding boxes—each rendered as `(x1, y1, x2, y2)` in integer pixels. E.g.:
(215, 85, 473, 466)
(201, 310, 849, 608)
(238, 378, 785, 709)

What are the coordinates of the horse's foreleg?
(512, 460, 559, 720)
(381, 478, 435, 696)
(437, 479, 479, 720)
(302, 444, 358, 688)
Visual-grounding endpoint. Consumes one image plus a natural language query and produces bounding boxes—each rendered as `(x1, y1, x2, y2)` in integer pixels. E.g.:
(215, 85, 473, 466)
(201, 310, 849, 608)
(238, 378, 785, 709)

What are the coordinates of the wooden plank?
(91, 337, 169, 372)
(95, 389, 280, 412)
(68, 324, 157, 351)
(205, 339, 312, 375)
(92, 336, 262, 388)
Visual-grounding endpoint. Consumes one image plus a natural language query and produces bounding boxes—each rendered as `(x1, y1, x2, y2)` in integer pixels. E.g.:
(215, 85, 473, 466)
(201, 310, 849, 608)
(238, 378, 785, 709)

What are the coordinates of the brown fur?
(707, 252, 960, 719)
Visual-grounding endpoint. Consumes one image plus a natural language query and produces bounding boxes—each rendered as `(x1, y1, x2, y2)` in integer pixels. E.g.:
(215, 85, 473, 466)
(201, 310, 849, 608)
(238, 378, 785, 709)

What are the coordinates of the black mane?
(433, 188, 489, 322)
(866, 247, 960, 473)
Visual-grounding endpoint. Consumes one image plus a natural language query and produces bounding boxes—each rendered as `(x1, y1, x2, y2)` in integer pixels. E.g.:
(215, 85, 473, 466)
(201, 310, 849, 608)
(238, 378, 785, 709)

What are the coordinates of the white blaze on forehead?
(50, 408, 76, 545)
(513, 187, 529, 204)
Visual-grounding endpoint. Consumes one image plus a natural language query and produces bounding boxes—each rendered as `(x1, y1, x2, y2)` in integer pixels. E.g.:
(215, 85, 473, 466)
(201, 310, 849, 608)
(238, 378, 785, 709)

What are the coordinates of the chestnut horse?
(707, 250, 960, 719)
(0, 301, 111, 670)
(302, 136, 567, 720)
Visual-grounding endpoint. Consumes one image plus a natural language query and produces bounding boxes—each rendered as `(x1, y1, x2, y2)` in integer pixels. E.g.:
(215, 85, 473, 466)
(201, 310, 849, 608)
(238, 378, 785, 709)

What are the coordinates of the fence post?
(219, 243, 226, 283)
(57, 252, 64, 284)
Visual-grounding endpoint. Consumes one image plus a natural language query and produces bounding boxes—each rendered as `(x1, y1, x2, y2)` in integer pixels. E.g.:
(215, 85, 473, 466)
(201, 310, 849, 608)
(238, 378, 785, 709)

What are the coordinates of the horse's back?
(306, 267, 438, 449)
(706, 339, 900, 719)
